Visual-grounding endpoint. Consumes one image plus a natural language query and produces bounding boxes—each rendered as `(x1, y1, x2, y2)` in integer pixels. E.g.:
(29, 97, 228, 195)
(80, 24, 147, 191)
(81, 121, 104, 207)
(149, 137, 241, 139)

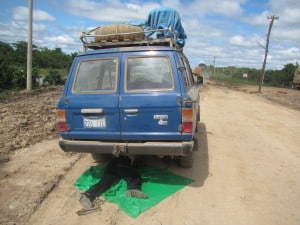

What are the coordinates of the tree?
(0, 42, 15, 89)
(44, 69, 65, 85)
(0, 40, 79, 90)
(280, 63, 297, 86)
(12, 41, 37, 66)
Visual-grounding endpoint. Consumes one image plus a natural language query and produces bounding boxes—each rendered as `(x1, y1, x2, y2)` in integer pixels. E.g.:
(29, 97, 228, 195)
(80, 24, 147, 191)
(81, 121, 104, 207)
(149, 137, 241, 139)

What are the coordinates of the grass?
(211, 75, 258, 86)
(37, 68, 68, 77)
(0, 88, 22, 97)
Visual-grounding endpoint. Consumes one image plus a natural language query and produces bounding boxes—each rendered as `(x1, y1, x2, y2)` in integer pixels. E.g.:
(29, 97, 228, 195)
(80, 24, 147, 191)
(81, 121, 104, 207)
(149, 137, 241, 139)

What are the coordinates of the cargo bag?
(94, 24, 144, 42)
(143, 7, 187, 47)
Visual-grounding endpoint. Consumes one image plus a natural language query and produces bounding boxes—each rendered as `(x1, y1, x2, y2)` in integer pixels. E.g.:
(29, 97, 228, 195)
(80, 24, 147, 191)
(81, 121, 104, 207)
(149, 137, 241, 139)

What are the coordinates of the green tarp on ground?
(74, 165, 194, 218)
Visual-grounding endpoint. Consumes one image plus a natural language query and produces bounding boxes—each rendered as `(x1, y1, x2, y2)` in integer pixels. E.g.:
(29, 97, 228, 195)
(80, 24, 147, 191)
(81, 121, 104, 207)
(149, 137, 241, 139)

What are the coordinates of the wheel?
(179, 152, 194, 168)
(91, 153, 112, 163)
(193, 136, 199, 151)
(195, 110, 200, 132)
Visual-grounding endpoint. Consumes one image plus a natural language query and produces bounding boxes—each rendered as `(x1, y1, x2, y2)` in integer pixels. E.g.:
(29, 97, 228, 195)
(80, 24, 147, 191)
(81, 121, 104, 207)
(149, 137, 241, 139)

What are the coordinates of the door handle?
(124, 109, 138, 114)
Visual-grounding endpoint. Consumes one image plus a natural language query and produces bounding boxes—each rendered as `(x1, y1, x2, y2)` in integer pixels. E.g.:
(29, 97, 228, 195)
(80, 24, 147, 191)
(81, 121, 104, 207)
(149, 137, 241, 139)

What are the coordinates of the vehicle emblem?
(154, 115, 168, 125)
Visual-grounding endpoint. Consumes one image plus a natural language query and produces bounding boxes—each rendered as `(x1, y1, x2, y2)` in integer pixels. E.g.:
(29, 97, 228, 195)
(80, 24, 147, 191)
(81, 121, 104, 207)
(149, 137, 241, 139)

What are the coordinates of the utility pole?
(258, 15, 279, 92)
(212, 56, 216, 77)
(27, 0, 33, 91)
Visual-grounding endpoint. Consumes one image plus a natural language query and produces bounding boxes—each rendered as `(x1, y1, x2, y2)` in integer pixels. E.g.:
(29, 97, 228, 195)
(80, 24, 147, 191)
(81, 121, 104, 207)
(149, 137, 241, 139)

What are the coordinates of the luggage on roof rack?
(80, 25, 180, 51)
(94, 24, 144, 43)
(143, 7, 187, 47)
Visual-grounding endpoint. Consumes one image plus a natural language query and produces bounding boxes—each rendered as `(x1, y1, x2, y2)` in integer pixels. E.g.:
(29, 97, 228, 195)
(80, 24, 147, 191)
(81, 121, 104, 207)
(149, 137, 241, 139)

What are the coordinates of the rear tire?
(179, 152, 194, 168)
(193, 136, 199, 151)
(195, 111, 200, 132)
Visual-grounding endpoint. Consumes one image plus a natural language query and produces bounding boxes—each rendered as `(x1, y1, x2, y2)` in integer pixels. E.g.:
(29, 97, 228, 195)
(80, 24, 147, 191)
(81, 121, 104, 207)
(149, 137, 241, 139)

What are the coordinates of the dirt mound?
(206, 80, 300, 111)
(0, 86, 64, 163)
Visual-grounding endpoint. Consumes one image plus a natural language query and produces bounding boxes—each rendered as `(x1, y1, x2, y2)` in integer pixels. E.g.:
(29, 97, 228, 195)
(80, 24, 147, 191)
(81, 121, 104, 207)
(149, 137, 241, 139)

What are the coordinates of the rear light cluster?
(182, 108, 193, 133)
(57, 109, 67, 132)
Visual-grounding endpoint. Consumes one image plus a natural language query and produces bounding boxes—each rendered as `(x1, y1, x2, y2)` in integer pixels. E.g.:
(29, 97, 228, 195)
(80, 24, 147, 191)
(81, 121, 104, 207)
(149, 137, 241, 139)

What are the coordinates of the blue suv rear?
(57, 29, 200, 167)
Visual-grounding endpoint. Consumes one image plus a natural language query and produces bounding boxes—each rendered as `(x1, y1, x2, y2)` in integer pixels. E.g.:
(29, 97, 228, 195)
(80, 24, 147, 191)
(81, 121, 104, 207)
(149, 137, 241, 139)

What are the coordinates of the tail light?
(57, 109, 67, 132)
(182, 108, 193, 133)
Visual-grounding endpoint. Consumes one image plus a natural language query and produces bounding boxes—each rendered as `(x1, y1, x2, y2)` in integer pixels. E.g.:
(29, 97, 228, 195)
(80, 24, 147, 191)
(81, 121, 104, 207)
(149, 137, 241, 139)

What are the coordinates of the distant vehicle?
(293, 66, 300, 89)
(193, 66, 203, 84)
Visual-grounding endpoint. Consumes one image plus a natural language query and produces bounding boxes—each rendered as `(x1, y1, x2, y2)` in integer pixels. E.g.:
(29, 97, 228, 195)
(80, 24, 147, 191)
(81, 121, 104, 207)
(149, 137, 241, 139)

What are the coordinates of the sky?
(0, 0, 299, 69)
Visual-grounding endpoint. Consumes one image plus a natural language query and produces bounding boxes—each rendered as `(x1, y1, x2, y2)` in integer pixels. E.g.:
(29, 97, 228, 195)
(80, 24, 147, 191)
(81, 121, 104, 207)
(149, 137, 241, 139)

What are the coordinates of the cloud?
(1, 0, 299, 69)
(0, 20, 47, 43)
(179, 0, 246, 19)
(229, 35, 263, 47)
(203, 0, 245, 18)
(34, 9, 56, 21)
(268, 0, 300, 12)
(39, 0, 300, 69)
(65, 0, 159, 22)
(184, 18, 224, 38)
(45, 35, 75, 44)
(271, 47, 300, 63)
(12, 6, 56, 22)
(279, 8, 300, 26)
(273, 25, 300, 45)
(245, 10, 269, 27)
(43, 34, 80, 52)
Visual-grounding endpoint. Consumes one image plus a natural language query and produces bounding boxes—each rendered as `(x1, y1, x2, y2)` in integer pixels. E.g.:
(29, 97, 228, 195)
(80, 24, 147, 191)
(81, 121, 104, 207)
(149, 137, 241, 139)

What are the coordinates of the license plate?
(83, 117, 106, 128)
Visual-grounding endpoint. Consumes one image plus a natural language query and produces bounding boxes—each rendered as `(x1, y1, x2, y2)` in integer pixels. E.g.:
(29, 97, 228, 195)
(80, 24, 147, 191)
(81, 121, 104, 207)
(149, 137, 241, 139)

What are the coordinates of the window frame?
(124, 55, 174, 93)
(179, 54, 194, 88)
(72, 57, 118, 94)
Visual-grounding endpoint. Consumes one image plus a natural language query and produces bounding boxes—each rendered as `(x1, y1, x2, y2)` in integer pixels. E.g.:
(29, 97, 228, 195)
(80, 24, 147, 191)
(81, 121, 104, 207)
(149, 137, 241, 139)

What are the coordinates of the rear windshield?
(125, 56, 173, 91)
(73, 58, 117, 93)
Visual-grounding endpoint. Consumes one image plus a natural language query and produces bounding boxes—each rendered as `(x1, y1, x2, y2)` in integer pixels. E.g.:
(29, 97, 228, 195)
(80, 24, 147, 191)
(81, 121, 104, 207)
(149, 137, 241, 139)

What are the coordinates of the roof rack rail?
(80, 27, 180, 51)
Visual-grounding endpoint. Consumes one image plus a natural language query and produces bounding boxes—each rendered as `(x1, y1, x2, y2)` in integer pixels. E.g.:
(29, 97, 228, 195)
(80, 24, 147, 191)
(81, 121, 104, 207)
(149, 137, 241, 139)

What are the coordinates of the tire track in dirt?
(0, 140, 82, 225)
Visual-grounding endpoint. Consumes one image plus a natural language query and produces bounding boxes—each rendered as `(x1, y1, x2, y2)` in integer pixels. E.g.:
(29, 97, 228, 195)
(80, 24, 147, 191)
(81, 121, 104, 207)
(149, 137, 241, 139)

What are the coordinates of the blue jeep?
(57, 28, 200, 168)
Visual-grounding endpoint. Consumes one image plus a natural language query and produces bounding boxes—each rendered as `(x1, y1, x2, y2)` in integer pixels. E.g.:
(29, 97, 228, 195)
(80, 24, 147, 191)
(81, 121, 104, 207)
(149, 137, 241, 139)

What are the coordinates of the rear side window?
(181, 56, 195, 87)
(125, 56, 173, 91)
(73, 58, 117, 93)
(176, 53, 194, 87)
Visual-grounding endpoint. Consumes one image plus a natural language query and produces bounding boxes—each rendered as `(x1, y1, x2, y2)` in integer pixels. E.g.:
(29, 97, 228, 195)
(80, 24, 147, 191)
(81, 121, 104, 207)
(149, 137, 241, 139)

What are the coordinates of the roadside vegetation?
(205, 63, 298, 88)
(0, 40, 298, 93)
(0, 41, 77, 93)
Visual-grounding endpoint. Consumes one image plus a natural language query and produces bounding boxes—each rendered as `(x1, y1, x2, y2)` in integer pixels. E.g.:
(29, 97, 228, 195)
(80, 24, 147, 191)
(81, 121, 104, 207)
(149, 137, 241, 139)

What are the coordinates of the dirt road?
(1, 82, 299, 225)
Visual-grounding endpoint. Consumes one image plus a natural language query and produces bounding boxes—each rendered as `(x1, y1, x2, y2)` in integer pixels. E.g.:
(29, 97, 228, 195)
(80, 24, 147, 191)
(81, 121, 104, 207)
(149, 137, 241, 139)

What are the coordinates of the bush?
(11, 66, 26, 87)
(0, 41, 75, 91)
(10, 66, 39, 89)
(44, 69, 65, 85)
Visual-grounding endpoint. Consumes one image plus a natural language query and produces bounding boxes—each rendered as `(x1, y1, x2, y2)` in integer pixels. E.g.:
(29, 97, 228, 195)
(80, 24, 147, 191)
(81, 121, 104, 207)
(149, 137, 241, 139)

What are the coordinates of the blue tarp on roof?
(127, 7, 187, 47)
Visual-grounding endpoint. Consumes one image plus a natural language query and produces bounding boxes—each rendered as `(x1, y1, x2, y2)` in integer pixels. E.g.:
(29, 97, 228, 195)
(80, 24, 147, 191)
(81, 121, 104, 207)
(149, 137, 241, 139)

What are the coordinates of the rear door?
(64, 54, 121, 140)
(119, 52, 182, 141)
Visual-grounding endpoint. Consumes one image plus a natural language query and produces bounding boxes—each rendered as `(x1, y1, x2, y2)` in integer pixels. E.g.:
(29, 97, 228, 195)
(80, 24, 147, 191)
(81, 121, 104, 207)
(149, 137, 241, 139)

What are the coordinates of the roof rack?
(80, 27, 180, 51)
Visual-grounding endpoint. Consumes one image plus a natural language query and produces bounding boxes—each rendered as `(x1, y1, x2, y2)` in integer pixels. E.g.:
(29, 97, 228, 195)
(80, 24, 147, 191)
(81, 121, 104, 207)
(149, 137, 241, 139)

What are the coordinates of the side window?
(73, 58, 117, 93)
(125, 56, 173, 91)
(180, 55, 194, 87)
(177, 54, 188, 87)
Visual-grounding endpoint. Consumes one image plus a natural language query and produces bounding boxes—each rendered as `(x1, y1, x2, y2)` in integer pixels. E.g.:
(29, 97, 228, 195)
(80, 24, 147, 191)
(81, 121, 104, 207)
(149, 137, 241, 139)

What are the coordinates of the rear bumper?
(59, 139, 194, 156)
